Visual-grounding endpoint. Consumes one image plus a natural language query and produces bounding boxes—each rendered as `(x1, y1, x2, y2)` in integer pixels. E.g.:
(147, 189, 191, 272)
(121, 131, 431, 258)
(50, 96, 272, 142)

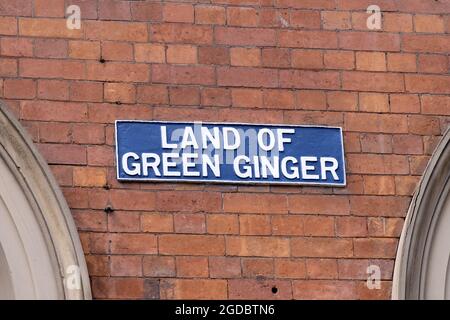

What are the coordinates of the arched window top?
(0, 102, 91, 299)
(394, 127, 450, 300)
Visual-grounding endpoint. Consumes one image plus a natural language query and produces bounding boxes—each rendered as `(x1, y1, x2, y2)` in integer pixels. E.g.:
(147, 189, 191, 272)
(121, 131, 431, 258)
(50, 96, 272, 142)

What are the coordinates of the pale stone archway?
(393, 128, 450, 299)
(0, 102, 91, 299)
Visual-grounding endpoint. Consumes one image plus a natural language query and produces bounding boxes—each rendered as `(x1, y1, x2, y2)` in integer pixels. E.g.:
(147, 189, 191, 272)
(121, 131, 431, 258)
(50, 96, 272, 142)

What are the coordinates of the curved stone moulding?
(393, 127, 450, 300)
(0, 102, 91, 300)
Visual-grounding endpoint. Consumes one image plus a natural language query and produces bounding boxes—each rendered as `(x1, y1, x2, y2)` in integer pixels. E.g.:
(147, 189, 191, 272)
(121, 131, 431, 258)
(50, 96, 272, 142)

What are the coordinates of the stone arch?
(0, 102, 91, 299)
(393, 128, 450, 299)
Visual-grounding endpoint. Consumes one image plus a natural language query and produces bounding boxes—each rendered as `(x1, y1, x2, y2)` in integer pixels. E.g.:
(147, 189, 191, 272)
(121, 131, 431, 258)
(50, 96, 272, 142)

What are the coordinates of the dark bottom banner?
(0, 300, 442, 319)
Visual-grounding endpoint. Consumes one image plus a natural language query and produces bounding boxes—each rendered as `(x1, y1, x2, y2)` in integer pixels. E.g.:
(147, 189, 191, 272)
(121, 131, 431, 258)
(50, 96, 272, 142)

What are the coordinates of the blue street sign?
(115, 121, 346, 186)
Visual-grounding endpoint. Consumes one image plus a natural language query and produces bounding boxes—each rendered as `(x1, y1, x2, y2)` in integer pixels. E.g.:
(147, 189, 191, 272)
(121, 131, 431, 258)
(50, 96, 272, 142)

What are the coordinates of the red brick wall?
(1, 0, 449, 299)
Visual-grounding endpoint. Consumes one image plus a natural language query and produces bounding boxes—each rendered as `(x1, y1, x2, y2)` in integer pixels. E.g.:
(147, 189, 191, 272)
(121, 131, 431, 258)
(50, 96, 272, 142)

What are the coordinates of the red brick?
(198, 46, 229, 65)
(19, 18, 83, 38)
(289, 195, 349, 215)
(159, 235, 225, 255)
(21, 101, 87, 122)
(291, 49, 323, 69)
(174, 214, 206, 234)
(418, 54, 448, 74)
(85, 255, 109, 277)
(102, 42, 133, 61)
(196, 5, 226, 25)
(390, 94, 421, 114)
(134, 43, 165, 63)
(324, 50, 354, 70)
(228, 279, 292, 300)
(157, 191, 222, 213)
(110, 233, 157, 254)
(350, 196, 410, 217)
(304, 216, 335, 236)
(167, 45, 197, 64)
(280, 70, 340, 90)
(291, 238, 353, 258)
(354, 238, 398, 258)
(4, 79, 35, 99)
(226, 236, 289, 257)
(274, 259, 306, 279)
(384, 13, 413, 32)
(176, 257, 208, 277)
(306, 259, 338, 279)
(359, 93, 389, 112)
(70, 81, 103, 102)
(405, 75, 450, 94)
(263, 89, 294, 109)
(143, 256, 175, 277)
(230, 48, 261, 67)
(347, 154, 409, 175)
(356, 52, 386, 72)
(151, 24, 213, 45)
(339, 32, 400, 52)
(402, 34, 450, 54)
(322, 11, 351, 30)
(86, 146, 110, 166)
(272, 216, 304, 236)
(99, 0, 131, 20)
(153, 65, 215, 85)
(422, 95, 450, 115)
(279, 30, 338, 49)
(0, 38, 33, 57)
(227, 7, 259, 27)
(414, 15, 446, 33)
(387, 53, 417, 73)
(240, 215, 271, 235)
(38, 144, 86, 165)
(20, 58, 84, 79)
(276, 0, 336, 9)
(242, 258, 274, 277)
(69, 41, 101, 60)
(231, 88, 263, 108)
(163, 3, 194, 23)
(86, 62, 149, 82)
(297, 90, 327, 110)
(363, 176, 395, 195)
(160, 279, 227, 299)
(107, 211, 140, 233)
(408, 116, 440, 135)
(291, 10, 321, 29)
(67, 0, 98, 19)
(0, 17, 17, 35)
(169, 86, 200, 106)
(261, 48, 290, 68)
(327, 91, 357, 111)
(344, 71, 404, 92)
(85, 21, 147, 42)
(215, 27, 276, 46)
(201, 88, 231, 107)
(91, 278, 144, 299)
(206, 214, 239, 235)
(130, 1, 162, 21)
(224, 193, 287, 214)
(218, 67, 278, 88)
(141, 213, 173, 233)
(34, 0, 65, 18)
(338, 259, 394, 280)
(39, 122, 71, 143)
(209, 257, 241, 278)
(136, 85, 168, 104)
(104, 83, 136, 104)
(0, 58, 17, 76)
(73, 167, 107, 187)
(336, 217, 367, 237)
(110, 256, 142, 277)
(395, 176, 420, 196)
